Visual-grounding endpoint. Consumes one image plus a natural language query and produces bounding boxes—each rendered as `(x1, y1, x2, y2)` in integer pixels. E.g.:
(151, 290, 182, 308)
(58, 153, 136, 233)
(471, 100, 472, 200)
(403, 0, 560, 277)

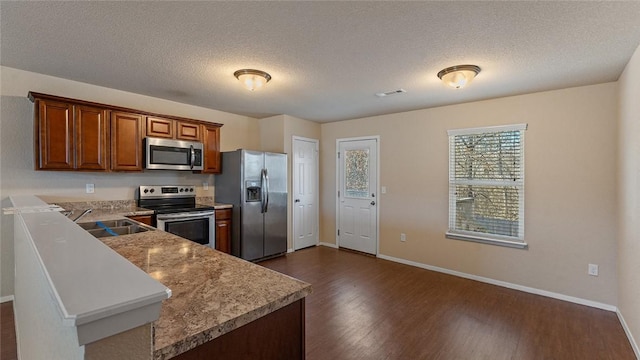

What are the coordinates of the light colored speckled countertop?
(102, 233, 311, 359)
(56, 198, 232, 221)
(53, 199, 311, 360)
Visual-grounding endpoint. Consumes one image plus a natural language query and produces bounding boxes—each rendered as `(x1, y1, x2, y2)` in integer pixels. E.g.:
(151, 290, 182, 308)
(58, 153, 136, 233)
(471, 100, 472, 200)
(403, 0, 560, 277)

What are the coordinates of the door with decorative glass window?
(337, 138, 378, 255)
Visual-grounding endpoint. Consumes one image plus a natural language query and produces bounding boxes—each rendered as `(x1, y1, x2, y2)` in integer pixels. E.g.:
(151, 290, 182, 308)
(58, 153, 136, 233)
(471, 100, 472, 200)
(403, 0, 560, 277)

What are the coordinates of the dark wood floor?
(1, 301, 17, 360)
(259, 246, 635, 360)
(0, 247, 634, 359)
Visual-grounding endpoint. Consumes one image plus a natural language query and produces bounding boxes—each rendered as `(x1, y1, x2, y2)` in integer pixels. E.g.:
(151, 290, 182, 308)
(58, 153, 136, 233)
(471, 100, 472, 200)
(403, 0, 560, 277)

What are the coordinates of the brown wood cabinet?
(34, 99, 109, 171)
(173, 299, 304, 360)
(35, 99, 74, 170)
(111, 112, 144, 171)
(176, 121, 201, 141)
(126, 214, 154, 226)
(146, 117, 174, 139)
(147, 117, 202, 141)
(202, 125, 221, 173)
(29, 92, 222, 173)
(75, 105, 109, 171)
(215, 208, 232, 254)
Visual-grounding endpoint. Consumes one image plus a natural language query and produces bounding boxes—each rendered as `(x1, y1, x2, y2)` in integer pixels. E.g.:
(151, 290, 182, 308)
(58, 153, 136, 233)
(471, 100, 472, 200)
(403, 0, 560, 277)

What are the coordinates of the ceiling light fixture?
(234, 69, 272, 91)
(437, 65, 481, 89)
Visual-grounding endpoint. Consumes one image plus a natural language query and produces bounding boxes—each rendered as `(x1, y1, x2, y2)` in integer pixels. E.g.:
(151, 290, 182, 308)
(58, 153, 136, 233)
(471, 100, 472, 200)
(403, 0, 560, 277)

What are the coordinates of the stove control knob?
(190, 188, 194, 192)
(143, 189, 148, 193)
(149, 188, 155, 193)
(180, 188, 184, 192)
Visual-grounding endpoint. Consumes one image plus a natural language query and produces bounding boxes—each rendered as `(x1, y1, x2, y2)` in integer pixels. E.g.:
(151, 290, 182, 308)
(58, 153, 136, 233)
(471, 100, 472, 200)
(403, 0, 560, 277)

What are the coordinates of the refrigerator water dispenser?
(246, 180, 262, 202)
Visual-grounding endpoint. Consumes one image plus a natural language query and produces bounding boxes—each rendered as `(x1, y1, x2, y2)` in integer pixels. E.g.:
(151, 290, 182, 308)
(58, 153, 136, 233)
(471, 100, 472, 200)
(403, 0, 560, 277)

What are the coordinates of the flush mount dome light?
(234, 69, 272, 91)
(437, 65, 481, 89)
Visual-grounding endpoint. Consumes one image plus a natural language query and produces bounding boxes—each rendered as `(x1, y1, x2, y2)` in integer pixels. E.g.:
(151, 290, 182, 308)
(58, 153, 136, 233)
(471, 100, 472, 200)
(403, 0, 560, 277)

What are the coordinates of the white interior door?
(337, 138, 378, 255)
(293, 137, 319, 250)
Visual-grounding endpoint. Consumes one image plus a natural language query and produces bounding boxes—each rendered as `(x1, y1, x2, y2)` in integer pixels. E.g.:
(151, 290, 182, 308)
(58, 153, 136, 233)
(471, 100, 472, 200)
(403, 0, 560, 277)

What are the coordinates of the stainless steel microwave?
(144, 138, 203, 171)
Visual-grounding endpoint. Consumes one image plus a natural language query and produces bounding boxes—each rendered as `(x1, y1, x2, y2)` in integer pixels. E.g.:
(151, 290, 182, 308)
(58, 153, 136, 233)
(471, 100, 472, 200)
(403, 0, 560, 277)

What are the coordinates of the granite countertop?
(102, 233, 311, 359)
(54, 199, 311, 359)
(55, 199, 232, 221)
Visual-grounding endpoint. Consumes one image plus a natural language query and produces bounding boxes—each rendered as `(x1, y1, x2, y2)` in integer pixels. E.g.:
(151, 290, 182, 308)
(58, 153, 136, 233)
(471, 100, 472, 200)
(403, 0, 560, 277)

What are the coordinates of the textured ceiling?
(2, 1, 640, 123)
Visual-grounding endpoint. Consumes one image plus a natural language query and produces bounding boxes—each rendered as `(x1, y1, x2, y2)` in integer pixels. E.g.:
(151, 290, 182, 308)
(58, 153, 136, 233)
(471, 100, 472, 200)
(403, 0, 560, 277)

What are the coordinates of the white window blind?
(446, 124, 527, 248)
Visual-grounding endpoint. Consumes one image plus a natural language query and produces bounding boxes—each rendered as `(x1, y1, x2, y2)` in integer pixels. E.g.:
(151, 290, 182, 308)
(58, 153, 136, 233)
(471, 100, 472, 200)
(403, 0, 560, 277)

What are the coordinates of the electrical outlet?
(203, 182, 209, 190)
(588, 264, 599, 276)
(400, 233, 406, 242)
(86, 184, 95, 194)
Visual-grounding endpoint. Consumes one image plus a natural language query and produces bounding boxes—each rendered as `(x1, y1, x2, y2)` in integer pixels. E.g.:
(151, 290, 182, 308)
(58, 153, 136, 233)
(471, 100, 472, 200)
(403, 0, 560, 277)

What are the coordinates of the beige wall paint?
(617, 44, 640, 355)
(0, 67, 261, 297)
(259, 115, 321, 249)
(259, 115, 285, 152)
(284, 115, 321, 250)
(320, 83, 619, 305)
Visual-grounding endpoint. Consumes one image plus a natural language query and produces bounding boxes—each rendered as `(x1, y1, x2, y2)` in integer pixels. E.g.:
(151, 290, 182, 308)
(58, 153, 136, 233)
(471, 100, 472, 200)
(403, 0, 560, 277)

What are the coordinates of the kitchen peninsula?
(10, 195, 311, 360)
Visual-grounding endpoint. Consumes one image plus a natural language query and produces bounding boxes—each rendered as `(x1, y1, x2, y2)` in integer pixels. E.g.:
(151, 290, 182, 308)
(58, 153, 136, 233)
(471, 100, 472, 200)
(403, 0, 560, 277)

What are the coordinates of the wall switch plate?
(86, 184, 95, 194)
(400, 233, 406, 242)
(381, 186, 387, 194)
(203, 182, 209, 190)
(588, 264, 599, 276)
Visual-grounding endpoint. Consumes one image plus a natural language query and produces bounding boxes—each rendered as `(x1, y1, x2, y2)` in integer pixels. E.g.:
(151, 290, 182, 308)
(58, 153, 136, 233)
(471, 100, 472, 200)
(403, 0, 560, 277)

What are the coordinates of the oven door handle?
(157, 211, 215, 220)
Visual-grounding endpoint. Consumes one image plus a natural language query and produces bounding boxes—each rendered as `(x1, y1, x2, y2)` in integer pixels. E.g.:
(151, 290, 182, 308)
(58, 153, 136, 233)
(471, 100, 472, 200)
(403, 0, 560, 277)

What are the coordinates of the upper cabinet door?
(176, 121, 201, 141)
(202, 125, 221, 173)
(76, 105, 109, 171)
(146, 116, 174, 139)
(111, 111, 144, 171)
(36, 100, 74, 170)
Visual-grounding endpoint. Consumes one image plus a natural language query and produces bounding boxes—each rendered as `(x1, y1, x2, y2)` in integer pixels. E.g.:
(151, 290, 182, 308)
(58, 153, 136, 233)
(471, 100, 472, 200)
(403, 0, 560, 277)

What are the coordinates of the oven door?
(156, 211, 215, 248)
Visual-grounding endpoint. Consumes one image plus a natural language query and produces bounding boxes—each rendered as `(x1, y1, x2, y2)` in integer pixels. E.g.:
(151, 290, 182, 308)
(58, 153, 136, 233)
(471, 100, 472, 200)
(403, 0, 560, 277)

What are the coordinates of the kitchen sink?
(78, 219, 154, 238)
(78, 219, 137, 230)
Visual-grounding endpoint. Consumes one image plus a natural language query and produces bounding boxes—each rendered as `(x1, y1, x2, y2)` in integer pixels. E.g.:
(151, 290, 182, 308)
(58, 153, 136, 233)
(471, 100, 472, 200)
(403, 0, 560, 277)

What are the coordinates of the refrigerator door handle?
(261, 169, 267, 213)
(264, 168, 270, 212)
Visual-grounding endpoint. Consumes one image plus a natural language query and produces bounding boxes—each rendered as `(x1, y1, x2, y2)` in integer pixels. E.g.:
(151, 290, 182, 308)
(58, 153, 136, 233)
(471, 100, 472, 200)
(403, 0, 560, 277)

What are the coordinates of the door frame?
(335, 136, 380, 255)
(292, 136, 320, 251)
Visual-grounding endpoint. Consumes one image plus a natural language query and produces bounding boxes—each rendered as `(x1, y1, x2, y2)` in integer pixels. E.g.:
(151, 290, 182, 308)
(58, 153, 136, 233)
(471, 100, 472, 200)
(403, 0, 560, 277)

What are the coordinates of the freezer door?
(263, 152, 288, 257)
(241, 150, 266, 261)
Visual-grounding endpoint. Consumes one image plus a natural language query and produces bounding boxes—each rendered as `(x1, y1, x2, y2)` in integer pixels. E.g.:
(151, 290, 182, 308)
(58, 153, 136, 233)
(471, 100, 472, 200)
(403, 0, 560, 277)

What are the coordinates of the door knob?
(370, 201, 376, 206)
(295, 199, 301, 203)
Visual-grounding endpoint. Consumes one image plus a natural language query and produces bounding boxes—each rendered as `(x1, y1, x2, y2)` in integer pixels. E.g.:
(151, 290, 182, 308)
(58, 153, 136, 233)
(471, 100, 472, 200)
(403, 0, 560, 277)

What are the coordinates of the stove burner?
(137, 185, 215, 214)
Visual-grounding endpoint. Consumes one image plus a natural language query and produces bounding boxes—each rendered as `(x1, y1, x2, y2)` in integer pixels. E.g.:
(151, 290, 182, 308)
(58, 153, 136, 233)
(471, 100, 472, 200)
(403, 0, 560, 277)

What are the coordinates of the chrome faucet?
(72, 208, 92, 223)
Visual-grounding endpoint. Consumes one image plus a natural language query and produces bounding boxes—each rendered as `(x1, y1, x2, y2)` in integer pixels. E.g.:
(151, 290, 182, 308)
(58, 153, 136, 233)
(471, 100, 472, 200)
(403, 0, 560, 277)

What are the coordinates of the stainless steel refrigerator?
(215, 150, 288, 261)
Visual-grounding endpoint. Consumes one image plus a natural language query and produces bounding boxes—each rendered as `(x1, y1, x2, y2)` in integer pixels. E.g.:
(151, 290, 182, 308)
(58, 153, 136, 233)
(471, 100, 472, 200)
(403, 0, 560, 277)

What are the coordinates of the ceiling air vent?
(375, 89, 406, 98)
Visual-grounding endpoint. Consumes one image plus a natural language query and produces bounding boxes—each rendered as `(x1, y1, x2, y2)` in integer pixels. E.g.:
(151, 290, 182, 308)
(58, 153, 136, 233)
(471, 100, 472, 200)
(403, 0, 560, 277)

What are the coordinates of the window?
(446, 124, 527, 248)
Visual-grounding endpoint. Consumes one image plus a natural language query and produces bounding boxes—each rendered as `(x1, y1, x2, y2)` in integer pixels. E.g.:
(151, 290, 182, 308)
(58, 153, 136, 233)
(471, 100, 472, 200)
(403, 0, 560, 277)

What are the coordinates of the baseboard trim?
(617, 308, 640, 358)
(376, 253, 616, 312)
(318, 242, 338, 249)
(287, 248, 294, 253)
(0, 295, 15, 303)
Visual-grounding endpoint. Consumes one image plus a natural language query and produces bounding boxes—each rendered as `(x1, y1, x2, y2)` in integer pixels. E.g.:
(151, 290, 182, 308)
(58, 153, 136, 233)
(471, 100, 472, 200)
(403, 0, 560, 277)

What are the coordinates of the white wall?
(320, 83, 619, 306)
(0, 67, 261, 297)
(617, 44, 640, 356)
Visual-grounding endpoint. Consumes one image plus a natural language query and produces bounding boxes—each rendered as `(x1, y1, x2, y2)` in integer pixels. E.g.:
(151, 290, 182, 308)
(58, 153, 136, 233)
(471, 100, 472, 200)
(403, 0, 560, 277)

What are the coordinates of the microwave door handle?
(190, 145, 195, 169)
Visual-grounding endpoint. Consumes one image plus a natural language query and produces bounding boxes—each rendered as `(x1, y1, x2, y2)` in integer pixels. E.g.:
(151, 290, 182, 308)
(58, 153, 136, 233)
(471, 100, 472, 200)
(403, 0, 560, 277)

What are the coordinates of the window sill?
(445, 232, 528, 249)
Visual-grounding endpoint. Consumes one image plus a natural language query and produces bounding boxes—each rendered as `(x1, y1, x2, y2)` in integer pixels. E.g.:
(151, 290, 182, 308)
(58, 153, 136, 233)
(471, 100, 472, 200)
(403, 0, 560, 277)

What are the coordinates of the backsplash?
(52, 200, 137, 211)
